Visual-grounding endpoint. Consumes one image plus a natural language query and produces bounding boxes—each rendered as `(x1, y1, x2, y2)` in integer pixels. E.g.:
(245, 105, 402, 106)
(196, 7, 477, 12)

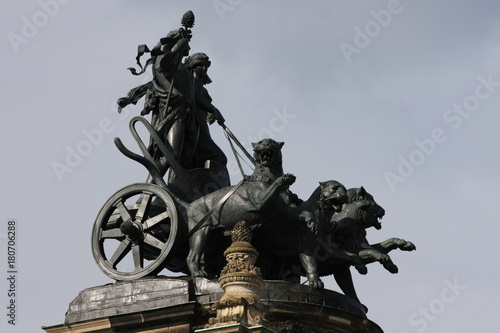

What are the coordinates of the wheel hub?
(120, 219, 144, 241)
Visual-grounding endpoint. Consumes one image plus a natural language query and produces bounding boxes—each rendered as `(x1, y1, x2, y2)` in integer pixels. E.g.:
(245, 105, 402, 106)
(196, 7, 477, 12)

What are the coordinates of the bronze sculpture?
(91, 11, 415, 309)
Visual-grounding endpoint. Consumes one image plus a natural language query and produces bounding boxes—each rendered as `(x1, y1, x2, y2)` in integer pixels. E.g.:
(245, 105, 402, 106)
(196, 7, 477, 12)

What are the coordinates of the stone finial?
(231, 220, 253, 243)
(206, 221, 268, 329)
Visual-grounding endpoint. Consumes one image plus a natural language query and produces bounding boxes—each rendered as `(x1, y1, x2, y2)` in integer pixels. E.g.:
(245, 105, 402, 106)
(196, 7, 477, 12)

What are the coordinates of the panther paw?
(280, 173, 296, 187)
(383, 261, 398, 274)
(378, 253, 390, 263)
(401, 241, 416, 251)
(355, 263, 368, 275)
(308, 277, 324, 289)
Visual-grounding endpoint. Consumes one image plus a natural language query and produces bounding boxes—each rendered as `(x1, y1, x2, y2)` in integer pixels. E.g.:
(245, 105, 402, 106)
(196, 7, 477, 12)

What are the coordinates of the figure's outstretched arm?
(196, 86, 225, 125)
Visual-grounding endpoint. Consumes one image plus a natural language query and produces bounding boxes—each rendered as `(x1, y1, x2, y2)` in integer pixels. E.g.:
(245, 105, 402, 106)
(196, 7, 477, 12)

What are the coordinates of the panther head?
(347, 187, 385, 229)
(347, 186, 375, 203)
(333, 187, 385, 230)
(354, 199, 385, 230)
(330, 198, 385, 232)
(318, 180, 348, 213)
(251, 138, 284, 168)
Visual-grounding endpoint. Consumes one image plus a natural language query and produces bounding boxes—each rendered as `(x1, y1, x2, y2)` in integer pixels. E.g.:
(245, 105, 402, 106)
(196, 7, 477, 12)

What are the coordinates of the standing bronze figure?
(117, 11, 228, 192)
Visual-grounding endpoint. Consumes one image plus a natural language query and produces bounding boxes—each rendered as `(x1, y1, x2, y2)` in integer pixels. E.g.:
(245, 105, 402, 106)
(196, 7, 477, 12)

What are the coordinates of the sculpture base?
(42, 276, 383, 333)
(196, 323, 275, 333)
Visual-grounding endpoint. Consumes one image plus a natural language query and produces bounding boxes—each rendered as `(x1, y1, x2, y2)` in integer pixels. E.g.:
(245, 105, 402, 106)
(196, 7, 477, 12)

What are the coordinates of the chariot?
(91, 116, 244, 281)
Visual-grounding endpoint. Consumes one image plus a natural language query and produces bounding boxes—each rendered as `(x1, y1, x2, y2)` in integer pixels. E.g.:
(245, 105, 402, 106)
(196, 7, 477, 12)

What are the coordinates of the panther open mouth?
(318, 181, 348, 213)
(373, 210, 384, 230)
(358, 205, 385, 230)
(325, 197, 346, 213)
(258, 149, 274, 166)
(252, 139, 284, 168)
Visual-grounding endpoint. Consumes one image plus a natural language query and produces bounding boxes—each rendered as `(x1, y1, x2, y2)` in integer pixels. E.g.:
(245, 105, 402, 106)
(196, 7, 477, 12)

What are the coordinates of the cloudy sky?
(1, 1, 499, 332)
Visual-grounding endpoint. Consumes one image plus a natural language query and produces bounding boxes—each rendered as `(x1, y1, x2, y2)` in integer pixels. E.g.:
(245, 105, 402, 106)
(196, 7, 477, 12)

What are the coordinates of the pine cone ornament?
(181, 11, 195, 28)
(232, 221, 252, 243)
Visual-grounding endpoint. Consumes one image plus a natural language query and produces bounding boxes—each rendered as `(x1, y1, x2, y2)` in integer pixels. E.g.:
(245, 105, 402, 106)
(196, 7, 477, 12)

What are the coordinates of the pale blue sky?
(1, 1, 499, 332)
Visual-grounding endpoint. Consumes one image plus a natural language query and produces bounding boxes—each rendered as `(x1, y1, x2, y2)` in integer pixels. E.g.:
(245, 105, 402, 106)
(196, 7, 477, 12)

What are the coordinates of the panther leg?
(254, 173, 296, 211)
(334, 267, 360, 303)
(373, 238, 416, 252)
(373, 238, 400, 252)
(299, 252, 324, 289)
(359, 248, 389, 264)
(187, 225, 211, 277)
(350, 254, 368, 275)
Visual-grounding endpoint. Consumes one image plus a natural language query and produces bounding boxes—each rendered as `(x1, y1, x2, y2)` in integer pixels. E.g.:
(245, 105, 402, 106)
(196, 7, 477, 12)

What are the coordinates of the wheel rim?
(91, 183, 178, 281)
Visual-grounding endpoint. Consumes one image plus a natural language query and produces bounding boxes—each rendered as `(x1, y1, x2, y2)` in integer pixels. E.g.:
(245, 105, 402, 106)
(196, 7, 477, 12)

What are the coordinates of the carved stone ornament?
(206, 221, 269, 328)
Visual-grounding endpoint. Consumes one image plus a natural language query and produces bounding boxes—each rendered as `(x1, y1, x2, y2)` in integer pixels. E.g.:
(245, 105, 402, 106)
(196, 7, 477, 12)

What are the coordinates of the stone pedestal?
(44, 222, 383, 332)
(42, 277, 382, 333)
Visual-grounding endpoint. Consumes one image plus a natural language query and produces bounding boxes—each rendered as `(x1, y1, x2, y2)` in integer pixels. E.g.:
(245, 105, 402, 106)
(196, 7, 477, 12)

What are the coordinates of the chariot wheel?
(92, 183, 178, 281)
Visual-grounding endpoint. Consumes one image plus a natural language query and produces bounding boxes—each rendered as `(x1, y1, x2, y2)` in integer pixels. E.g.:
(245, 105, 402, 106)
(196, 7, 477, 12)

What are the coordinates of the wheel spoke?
(143, 211, 169, 230)
(100, 228, 123, 239)
(135, 193, 152, 221)
(108, 213, 120, 223)
(131, 243, 143, 269)
(116, 201, 132, 222)
(143, 233, 165, 251)
(108, 239, 131, 267)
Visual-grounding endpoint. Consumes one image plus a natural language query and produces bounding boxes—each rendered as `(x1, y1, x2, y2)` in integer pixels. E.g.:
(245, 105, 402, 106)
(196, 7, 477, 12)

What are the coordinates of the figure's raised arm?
(155, 31, 191, 72)
(156, 11, 195, 72)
